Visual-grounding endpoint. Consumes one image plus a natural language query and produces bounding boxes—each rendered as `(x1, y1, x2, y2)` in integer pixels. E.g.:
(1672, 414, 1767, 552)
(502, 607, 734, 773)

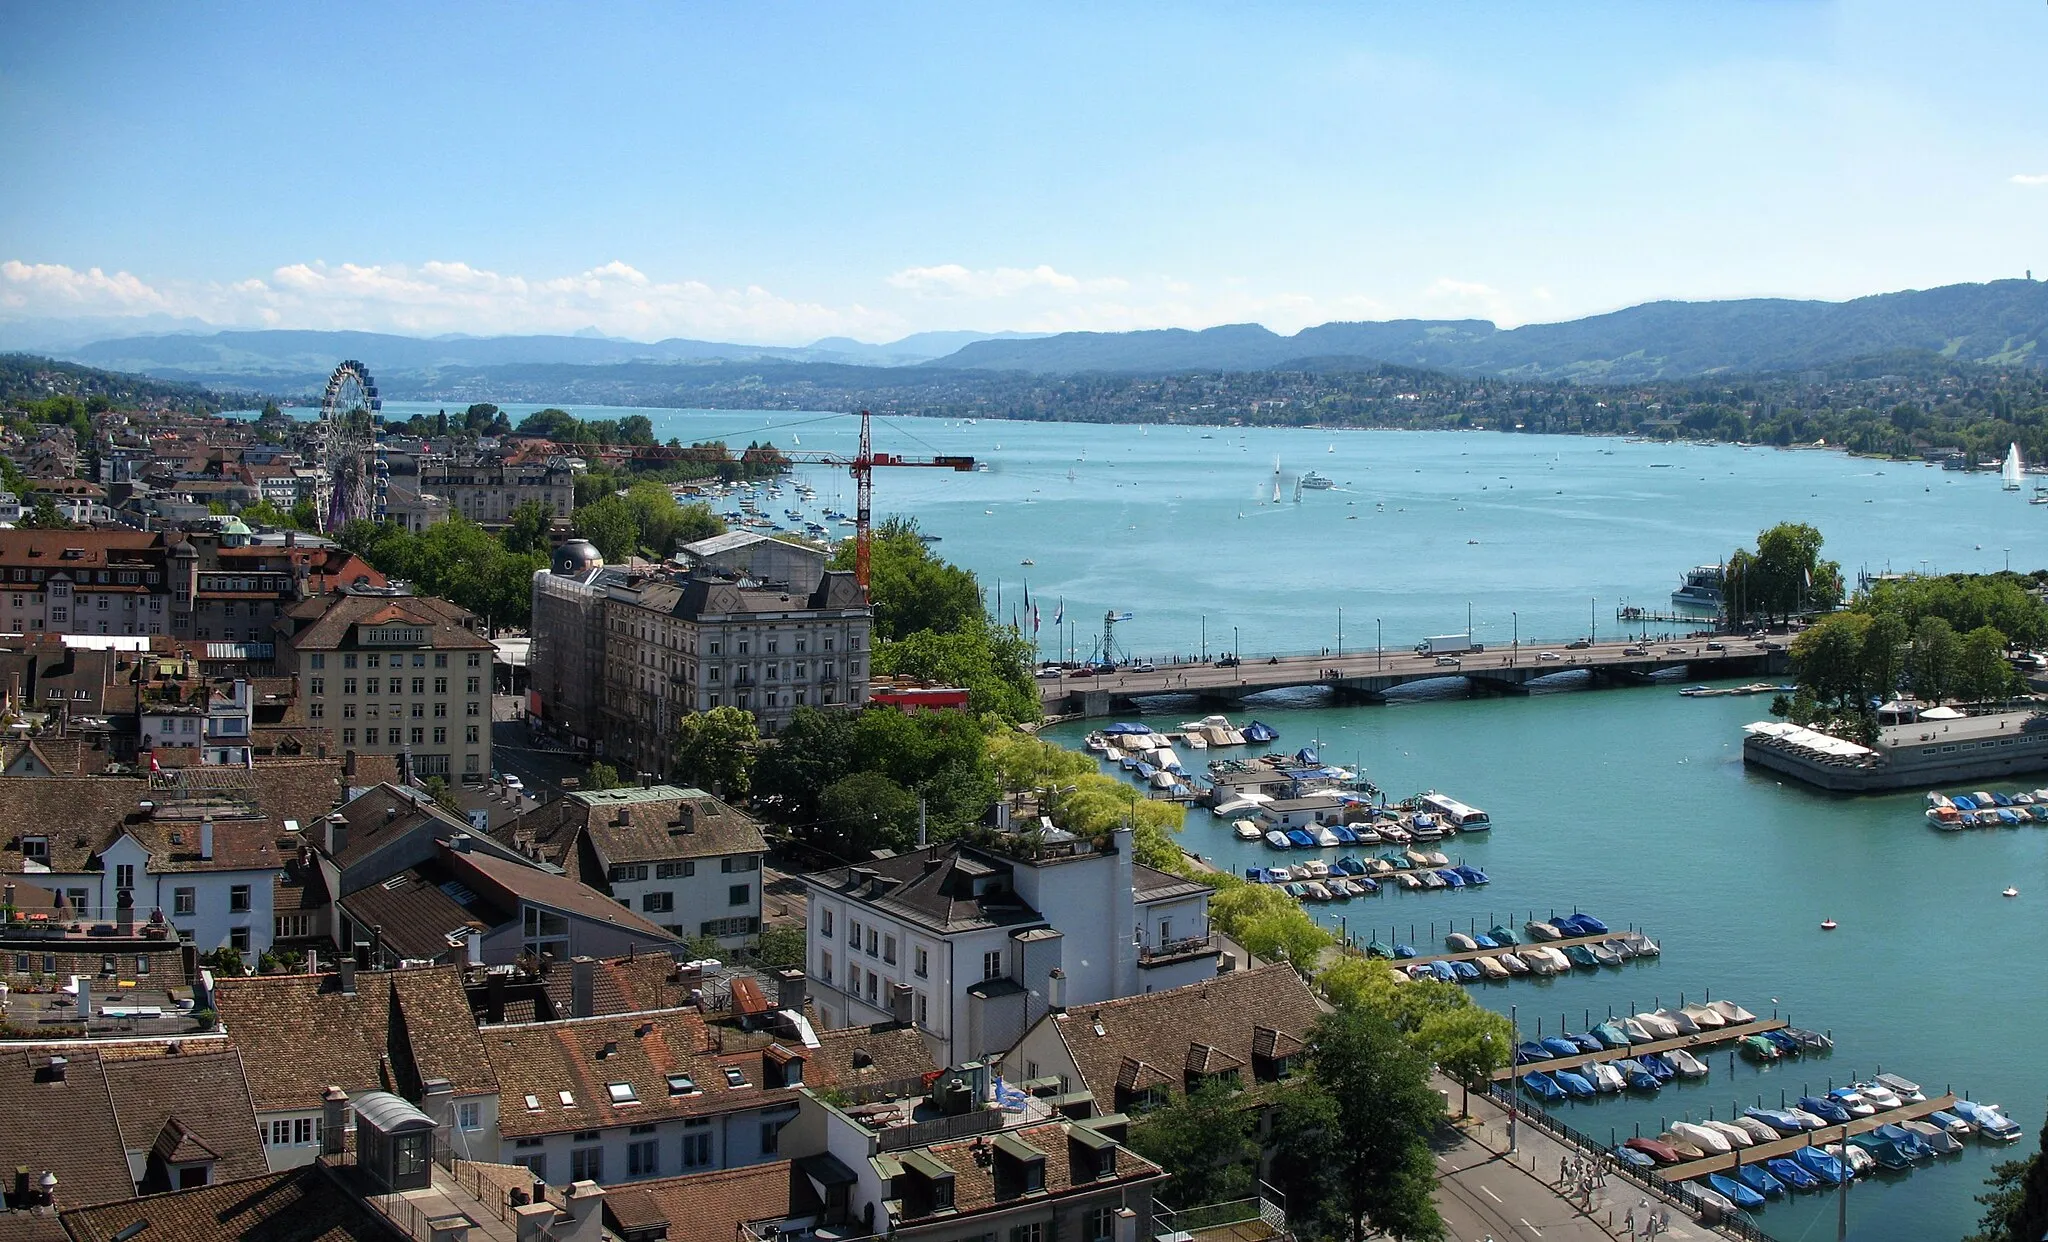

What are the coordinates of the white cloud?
(1421, 277, 1528, 326)
(886, 263, 1127, 299)
(2012, 173, 2048, 186)
(1, 258, 903, 344)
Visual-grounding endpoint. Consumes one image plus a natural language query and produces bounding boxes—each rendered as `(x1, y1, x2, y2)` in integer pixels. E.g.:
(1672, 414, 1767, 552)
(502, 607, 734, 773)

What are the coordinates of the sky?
(1, 1, 2044, 346)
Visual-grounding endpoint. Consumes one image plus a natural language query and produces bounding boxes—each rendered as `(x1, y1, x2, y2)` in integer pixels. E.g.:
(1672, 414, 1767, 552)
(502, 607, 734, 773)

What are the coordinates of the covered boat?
(1733, 1117, 1781, 1144)
(1521, 1071, 1566, 1102)
(1488, 924, 1521, 945)
(1497, 952, 1529, 975)
(1474, 955, 1509, 980)
(1551, 1070, 1596, 1098)
(1764, 1157, 1819, 1191)
(1671, 1122, 1730, 1155)
(1705, 1174, 1765, 1210)
(1585, 1062, 1625, 1093)
(1592, 1021, 1632, 1049)
(1708, 1000, 1758, 1024)
(1233, 819, 1264, 841)
(1633, 1012, 1679, 1039)
(1264, 830, 1291, 850)
(1653, 1006, 1700, 1035)
(1702, 1120, 1754, 1149)
(1793, 1146, 1845, 1185)
(1732, 1163, 1786, 1198)
(1664, 1048, 1710, 1078)
(1242, 721, 1279, 743)
(1739, 1035, 1782, 1062)
(1903, 1120, 1964, 1155)
(1619, 1017, 1656, 1042)
(1525, 920, 1563, 941)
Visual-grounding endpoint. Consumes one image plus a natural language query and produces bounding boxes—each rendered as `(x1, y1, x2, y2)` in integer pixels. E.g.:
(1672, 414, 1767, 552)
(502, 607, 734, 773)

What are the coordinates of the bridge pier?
(1465, 674, 1532, 697)
(1329, 682, 1388, 706)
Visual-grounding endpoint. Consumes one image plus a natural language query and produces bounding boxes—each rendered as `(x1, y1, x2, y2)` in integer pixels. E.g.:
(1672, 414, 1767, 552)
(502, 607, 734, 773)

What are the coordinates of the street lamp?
(1233, 626, 1239, 665)
(1201, 615, 1207, 661)
(1591, 596, 1597, 646)
(1512, 611, 1518, 666)
(1337, 607, 1343, 660)
(1376, 618, 1382, 670)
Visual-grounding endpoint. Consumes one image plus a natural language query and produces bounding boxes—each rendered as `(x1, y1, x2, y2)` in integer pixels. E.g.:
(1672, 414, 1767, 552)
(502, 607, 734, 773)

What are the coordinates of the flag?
(1052, 598, 1063, 626)
(1031, 602, 1040, 634)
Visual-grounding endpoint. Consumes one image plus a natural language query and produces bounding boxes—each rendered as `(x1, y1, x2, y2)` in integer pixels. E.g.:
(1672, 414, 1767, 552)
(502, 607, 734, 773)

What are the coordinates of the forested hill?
(0, 353, 236, 412)
(934, 279, 2048, 380)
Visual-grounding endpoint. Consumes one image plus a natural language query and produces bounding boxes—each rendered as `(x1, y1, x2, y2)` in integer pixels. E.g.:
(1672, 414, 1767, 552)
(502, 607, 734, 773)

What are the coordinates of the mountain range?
(11, 278, 2045, 391)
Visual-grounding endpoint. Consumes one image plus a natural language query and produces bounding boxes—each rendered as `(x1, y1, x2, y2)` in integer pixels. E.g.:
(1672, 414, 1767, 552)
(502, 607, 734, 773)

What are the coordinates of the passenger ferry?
(1298, 470, 1335, 490)
(1672, 563, 1725, 608)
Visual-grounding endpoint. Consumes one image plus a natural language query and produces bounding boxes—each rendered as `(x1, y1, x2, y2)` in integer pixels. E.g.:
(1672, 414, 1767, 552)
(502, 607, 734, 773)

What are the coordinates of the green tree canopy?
(1127, 1082, 1259, 1208)
(1207, 882, 1332, 969)
(1725, 521, 1843, 624)
(1907, 615, 1963, 702)
(833, 517, 982, 640)
(670, 706, 760, 799)
(818, 770, 923, 857)
(1269, 1008, 1446, 1242)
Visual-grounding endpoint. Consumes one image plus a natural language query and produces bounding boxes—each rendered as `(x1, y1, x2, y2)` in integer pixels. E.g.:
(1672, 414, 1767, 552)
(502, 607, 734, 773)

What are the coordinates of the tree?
(422, 776, 462, 816)
(1969, 1119, 2048, 1242)
(1725, 522, 1843, 624)
(1789, 611, 1869, 711)
(1127, 1082, 1259, 1207)
(574, 495, 640, 563)
(833, 517, 983, 640)
(504, 500, 556, 556)
(753, 924, 808, 971)
(877, 620, 1040, 723)
(1907, 615, 1963, 702)
(20, 496, 69, 529)
(1958, 625, 2019, 702)
(671, 706, 760, 799)
(1860, 611, 1909, 701)
(585, 761, 621, 791)
(818, 770, 922, 857)
(1208, 882, 1332, 969)
(752, 707, 859, 824)
(1270, 1008, 1445, 1242)
(1416, 1004, 1512, 1118)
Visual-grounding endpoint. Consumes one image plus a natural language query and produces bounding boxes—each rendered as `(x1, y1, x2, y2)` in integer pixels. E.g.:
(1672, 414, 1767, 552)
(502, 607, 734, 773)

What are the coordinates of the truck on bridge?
(1415, 635, 1483, 656)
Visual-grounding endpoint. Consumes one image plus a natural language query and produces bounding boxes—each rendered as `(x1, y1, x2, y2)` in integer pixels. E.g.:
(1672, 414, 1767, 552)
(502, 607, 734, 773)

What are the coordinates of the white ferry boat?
(1298, 470, 1335, 490)
(1672, 563, 1725, 607)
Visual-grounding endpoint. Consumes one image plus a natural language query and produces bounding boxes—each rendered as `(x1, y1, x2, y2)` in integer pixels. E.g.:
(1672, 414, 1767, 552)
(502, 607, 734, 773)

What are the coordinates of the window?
(294, 1117, 317, 1145)
(1085, 1208, 1116, 1242)
(722, 1065, 749, 1088)
(229, 884, 251, 913)
(365, 677, 379, 695)
(309, 702, 324, 719)
(411, 703, 424, 718)
(466, 725, 480, 744)
(435, 653, 448, 668)
(883, 935, 897, 965)
(983, 950, 1004, 981)
(865, 927, 877, 956)
(642, 892, 673, 913)
(865, 971, 878, 1003)
(666, 1073, 698, 1096)
(468, 653, 481, 667)
(366, 654, 381, 669)
(388, 728, 402, 745)
(760, 1119, 781, 1154)
(1012, 1225, 1044, 1242)
(847, 919, 859, 946)
(607, 1082, 639, 1104)
(467, 676, 480, 693)
(629, 1138, 659, 1176)
(412, 677, 426, 694)
(458, 1102, 480, 1131)
(821, 909, 833, 938)
(310, 654, 326, 670)
(410, 727, 424, 745)
(20, 836, 47, 864)
(115, 864, 135, 891)
(343, 654, 358, 669)
(729, 883, 751, 907)
(342, 702, 356, 719)
(229, 927, 250, 952)
(434, 702, 447, 718)
(434, 727, 447, 744)
(916, 991, 928, 1025)
(655, 861, 692, 878)
(310, 677, 324, 695)
(570, 1146, 603, 1182)
(434, 676, 447, 694)
(915, 947, 928, 978)
(681, 1129, 712, 1168)
(820, 950, 833, 983)
(342, 728, 356, 745)
(173, 887, 195, 916)
(343, 677, 358, 694)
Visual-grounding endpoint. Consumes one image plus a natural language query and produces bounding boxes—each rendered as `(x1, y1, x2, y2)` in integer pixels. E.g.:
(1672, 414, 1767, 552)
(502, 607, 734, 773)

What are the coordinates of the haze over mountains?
(12, 279, 2045, 394)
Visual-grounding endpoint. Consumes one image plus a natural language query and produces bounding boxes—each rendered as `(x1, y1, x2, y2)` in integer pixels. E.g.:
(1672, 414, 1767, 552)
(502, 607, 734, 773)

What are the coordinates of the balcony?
(1138, 932, 1222, 968)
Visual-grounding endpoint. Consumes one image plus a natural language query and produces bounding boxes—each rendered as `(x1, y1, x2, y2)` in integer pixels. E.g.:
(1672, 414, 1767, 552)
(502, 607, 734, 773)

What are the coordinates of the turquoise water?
(361, 401, 2041, 1240)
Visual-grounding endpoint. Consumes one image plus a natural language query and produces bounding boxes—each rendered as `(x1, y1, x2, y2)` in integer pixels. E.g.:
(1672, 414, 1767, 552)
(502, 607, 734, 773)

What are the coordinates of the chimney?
(466, 930, 483, 967)
(4, 882, 15, 910)
(774, 967, 806, 1014)
(321, 1087, 350, 1155)
(200, 816, 214, 861)
(46, 1055, 68, 1083)
(1048, 967, 1067, 1014)
(564, 1181, 606, 1233)
(285, 529, 296, 548)
(343, 748, 357, 780)
(639, 772, 652, 790)
(338, 961, 357, 996)
(570, 956, 595, 1019)
(485, 971, 507, 1023)
(513, 1201, 556, 1242)
(614, 806, 630, 828)
(324, 812, 348, 856)
(889, 982, 914, 1027)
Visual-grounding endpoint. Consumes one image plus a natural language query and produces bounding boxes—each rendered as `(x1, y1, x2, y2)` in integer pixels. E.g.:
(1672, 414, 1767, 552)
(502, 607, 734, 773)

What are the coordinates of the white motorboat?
(1620, 932, 1660, 956)
(1679, 1003, 1724, 1029)
(1707, 1000, 1757, 1024)
(1827, 1142, 1875, 1175)
(1653, 1007, 1700, 1035)
(1350, 825, 1384, 844)
(1180, 733, 1207, 750)
(1621, 1018, 1656, 1044)
(1876, 1073, 1926, 1103)
(1264, 830, 1291, 849)
(1446, 932, 1478, 951)
(1854, 1081, 1903, 1110)
(1496, 952, 1530, 975)
(1310, 825, 1341, 848)
(1474, 955, 1509, 980)
(1084, 732, 1111, 755)
(1633, 1012, 1680, 1039)
(1301, 859, 1330, 879)
(1232, 819, 1263, 842)
(1671, 1122, 1731, 1155)
(1735, 1117, 1781, 1144)
(1664, 1049, 1710, 1078)
(1828, 1089, 1876, 1117)
(1377, 823, 1412, 844)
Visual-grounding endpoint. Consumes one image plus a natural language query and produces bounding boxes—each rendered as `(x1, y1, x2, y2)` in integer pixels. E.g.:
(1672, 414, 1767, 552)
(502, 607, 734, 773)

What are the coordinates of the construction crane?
(780, 410, 975, 590)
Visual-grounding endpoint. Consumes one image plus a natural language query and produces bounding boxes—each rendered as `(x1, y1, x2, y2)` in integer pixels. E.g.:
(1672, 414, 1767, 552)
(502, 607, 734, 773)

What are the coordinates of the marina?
(1656, 1094, 1958, 1181)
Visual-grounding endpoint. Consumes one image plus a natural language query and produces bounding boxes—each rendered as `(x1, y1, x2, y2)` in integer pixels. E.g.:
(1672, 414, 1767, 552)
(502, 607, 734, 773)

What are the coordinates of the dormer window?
(20, 836, 47, 864)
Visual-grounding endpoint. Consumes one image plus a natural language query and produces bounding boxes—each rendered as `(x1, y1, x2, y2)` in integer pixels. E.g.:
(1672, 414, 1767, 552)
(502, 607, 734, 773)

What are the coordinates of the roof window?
(722, 1066, 749, 1088)
(523, 1094, 541, 1112)
(606, 1082, 638, 1104)
(667, 1074, 698, 1096)
(558, 1090, 576, 1107)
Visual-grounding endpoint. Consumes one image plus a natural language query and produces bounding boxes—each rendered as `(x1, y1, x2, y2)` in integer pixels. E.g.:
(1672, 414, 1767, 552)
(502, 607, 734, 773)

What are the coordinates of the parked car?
(1129, 661, 1157, 673)
(1214, 656, 1240, 668)
(502, 774, 525, 793)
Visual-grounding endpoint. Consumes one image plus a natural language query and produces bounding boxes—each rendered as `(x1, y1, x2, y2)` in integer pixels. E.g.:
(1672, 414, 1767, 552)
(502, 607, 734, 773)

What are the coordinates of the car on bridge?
(1538, 651, 1560, 661)
(1706, 641, 1726, 651)
(1567, 639, 1591, 649)
(1129, 661, 1157, 673)
(1434, 655, 1462, 667)
(1623, 646, 1647, 655)
(1214, 655, 1240, 668)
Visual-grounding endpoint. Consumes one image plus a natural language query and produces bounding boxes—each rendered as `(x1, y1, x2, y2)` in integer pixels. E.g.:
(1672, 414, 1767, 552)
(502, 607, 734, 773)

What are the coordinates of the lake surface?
(362, 400, 2039, 1240)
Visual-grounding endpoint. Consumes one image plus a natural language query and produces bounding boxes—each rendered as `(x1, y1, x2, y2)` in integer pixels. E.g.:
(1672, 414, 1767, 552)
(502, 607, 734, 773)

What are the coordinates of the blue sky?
(2, 1, 2043, 344)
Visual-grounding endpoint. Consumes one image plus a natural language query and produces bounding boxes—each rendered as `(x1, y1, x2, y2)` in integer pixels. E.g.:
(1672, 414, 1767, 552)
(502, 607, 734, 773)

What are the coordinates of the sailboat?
(2004, 444, 2024, 491)
(1271, 458, 1284, 504)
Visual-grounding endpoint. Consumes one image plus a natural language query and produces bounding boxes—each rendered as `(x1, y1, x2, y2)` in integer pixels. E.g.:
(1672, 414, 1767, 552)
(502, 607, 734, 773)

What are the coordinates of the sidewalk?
(1434, 1076, 1724, 1242)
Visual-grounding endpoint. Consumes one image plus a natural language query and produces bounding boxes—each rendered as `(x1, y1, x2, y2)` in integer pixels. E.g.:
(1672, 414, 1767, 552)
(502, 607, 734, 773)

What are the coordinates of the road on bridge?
(1041, 636, 1784, 711)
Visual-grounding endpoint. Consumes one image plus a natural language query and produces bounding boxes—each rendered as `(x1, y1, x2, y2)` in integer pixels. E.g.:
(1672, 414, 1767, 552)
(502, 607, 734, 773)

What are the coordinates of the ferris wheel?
(316, 359, 384, 530)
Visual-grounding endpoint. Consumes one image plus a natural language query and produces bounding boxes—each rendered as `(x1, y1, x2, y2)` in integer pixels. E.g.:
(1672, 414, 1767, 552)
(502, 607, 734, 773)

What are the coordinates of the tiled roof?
(212, 965, 497, 1113)
(58, 1167, 396, 1242)
(537, 952, 701, 1019)
(483, 1008, 795, 1139)
(913, 1121, 1162, 1222)
(604, 1161, 797, 1242)
(448, 848, 680, 943)
(1132, 864, 1211, 903)
(282, 590, 491, 652)
(0, 530, 158, 568)
(1050, 963, 1322, 1103)
(807, 1023, 937, 1089)
(802, 845, 1045, 936)
(0, 1048, 136, 1209)
(336, 869, 491, 962)
(102, 1047, 268, 1191)
(520, 786, 768, 866)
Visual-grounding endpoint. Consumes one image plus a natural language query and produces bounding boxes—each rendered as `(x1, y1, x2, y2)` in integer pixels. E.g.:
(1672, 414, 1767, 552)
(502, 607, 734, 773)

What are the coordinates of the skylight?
(607, 1082, 638, 1104)
(559, 1090, 576, 1106)
(524, 1094, 540, 1111)
(722, 1066, 749, 1088)
(667, 1074, 697, 1096)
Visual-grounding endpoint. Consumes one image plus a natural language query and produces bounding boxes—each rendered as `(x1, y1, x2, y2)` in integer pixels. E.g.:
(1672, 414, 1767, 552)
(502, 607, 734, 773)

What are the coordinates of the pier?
(1402, 929, 1649, 968)
(1657, 1093, 1957, 1180)
(1046, 638, 1789, 718)
(1492, 1018, 1789, 1082)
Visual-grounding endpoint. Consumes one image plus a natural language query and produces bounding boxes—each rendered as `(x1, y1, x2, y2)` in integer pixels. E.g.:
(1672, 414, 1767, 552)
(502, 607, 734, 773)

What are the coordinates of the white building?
(801, 828, 1220, 1067)
(498, 784, 769, 946)
(139, 677, 254, 765)
(18, 811, 281, 956)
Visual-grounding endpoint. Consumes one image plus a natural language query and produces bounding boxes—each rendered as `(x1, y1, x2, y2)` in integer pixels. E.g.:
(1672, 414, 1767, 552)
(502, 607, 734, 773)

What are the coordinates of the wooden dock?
(1403, 930, 1643, 967)
(1658, 1093, 1956, 1181)
(1492, 1018, 1788, 1082)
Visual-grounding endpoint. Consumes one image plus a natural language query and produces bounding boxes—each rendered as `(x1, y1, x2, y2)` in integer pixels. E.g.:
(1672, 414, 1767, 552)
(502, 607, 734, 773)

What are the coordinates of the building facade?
(277, 587, 496, 781)
(422, 455, 577, 524)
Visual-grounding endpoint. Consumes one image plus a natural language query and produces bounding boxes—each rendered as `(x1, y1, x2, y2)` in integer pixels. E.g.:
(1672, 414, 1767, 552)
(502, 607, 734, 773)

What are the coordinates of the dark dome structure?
(552, 538, 604, 575)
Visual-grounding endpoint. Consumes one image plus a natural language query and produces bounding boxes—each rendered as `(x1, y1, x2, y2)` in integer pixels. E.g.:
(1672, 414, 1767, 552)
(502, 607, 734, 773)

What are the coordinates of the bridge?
(1042, 638, 1790, 718)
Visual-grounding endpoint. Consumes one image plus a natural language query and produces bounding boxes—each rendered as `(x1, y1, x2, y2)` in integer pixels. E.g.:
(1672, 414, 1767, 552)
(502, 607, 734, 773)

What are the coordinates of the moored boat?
(1705, 1173, 1765, 1211)
(1664, 1048, 1710, 1078)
